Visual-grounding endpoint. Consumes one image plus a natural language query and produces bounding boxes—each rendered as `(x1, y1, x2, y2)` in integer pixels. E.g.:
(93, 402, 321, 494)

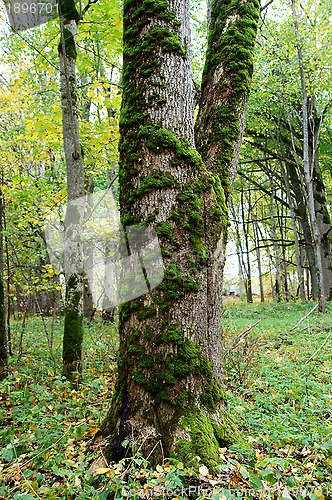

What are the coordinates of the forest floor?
(1, 300, 332, 499)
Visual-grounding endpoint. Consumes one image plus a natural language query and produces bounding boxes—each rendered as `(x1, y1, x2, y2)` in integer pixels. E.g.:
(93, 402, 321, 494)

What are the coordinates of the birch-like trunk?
(58, 2, 85, 381)
(269, 176, 282, 300)
(281, 161, 305, 301)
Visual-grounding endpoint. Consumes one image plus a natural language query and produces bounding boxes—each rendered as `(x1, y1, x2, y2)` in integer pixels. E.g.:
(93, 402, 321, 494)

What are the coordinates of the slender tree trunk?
(269, 175, 282, 301)
(0, 183, 7, 380)
(241, 188, 253, 303)
(279, 201, 289, 301)
(82, 181, 95, 318)
(231, 203, 246, 299)
(267, 248, 275, 300)
(232, 191, 251, 301)
(280, 161, 305, 301)
(98, 0, 260, 466)
(254, 221, 264, 302)
(58, 0, 85, 382)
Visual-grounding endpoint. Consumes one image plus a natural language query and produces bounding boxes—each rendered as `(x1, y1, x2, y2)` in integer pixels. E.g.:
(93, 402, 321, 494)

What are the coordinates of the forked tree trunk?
(58, 0, 85, 382)
(99, 0, 259, 467)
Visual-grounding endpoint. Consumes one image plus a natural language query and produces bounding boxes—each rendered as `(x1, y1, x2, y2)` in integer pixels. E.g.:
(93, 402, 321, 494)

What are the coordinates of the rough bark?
(195, 0, 260, 316)
(98, 0, 259, 467)
(58, 0, 85, 381)
(195, 0, 260, 201)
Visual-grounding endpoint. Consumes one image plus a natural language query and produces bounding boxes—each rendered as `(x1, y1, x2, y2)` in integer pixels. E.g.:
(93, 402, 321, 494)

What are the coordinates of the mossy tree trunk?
(99, 0, 259, 467)
(58, 0, 85, 382)
(0, 186, 7, 381)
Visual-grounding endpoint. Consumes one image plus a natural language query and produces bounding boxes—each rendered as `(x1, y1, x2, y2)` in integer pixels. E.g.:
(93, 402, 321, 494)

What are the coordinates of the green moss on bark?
(63, 274, 84, 381)
(58, 0, 79, 60)
(0, 275, 7, 381)
(100, 0, 245, 466)
(196, 0, 260, 200)
(61, 27, 77, 60)
(176, 410, 244, 469)
(59, 0, 80, 22)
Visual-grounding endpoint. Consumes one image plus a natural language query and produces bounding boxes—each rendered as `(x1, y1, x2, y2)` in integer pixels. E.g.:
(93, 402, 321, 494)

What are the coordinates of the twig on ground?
(284, 303, 318, 335)
(222, 319, 262, 358)
(316, 325, 332, 333)
(306, 331, 332, 364)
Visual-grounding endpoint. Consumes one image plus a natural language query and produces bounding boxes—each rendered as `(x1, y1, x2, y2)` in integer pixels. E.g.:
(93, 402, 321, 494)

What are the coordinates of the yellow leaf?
(28, 480, 39, 494)
(199, 465, 209, 476)
(94, 467, 111, 475)
(313, 489, 325, 500)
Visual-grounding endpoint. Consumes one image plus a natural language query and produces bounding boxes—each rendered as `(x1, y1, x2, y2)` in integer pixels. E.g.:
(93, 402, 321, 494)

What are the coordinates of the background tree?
(58, 0, 85, 382)
(0, 0, 121, 365)
(229, 0, 332, 302)
(0, 180, 7, 380)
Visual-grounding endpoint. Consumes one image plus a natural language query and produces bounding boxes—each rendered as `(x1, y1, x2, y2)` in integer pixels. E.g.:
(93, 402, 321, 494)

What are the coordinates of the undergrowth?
(0, 301, 332, 499)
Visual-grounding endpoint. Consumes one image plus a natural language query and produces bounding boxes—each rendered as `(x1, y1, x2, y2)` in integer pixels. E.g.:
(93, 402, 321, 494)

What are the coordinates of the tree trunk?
(58, 0, 85, 382)
(231, 202, 246, 299)
(241, 187, 253, 303)
(269, 175, 282, 301)
(309, 97, 332, 301)
(254, 221, 264, 302)
(0, 184, 7, 380)
(286, 161, 318, 299)
(280, 161, 306, 301)
(98, 0, 259, 467)
(278, 201, 289, 301)
(292, 0, 325, 311)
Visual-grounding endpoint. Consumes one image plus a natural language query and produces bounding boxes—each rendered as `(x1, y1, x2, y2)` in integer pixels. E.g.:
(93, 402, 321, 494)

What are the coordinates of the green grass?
(0, 302, 332, 499)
